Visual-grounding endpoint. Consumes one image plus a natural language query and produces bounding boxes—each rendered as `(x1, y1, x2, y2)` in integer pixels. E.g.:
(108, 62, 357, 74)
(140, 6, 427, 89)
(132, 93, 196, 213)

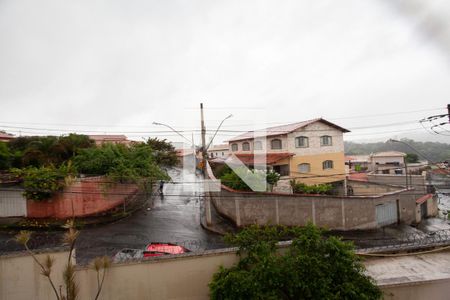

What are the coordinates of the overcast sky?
(1, 0, 450, 145)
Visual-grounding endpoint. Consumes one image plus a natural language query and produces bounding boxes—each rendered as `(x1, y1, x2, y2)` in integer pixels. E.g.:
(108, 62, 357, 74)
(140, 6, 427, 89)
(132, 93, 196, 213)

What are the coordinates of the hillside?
(344, 139, 450, 162)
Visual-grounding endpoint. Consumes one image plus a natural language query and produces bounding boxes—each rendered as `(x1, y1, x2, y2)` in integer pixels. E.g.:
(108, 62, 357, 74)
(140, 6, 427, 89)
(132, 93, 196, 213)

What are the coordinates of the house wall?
(287, 122, 344, 155)
(289, 152, 346, 185)
(3, 248, 450, 300)
(26, 177, 140, 219)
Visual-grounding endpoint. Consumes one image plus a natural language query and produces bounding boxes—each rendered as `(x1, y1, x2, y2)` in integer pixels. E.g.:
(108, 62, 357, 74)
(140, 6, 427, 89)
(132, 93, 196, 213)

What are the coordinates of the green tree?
(0, 141, 12, 170)
(21, 136, 59, 167)
(11, 164, 74, 201)
(209, 224, 382, 300)
(219, 167, 281, 192)
(146, 138, 179, 167)
(53, 134, 95, 162)
(74, 143, 169, 182)
(405, 153, 419, 163)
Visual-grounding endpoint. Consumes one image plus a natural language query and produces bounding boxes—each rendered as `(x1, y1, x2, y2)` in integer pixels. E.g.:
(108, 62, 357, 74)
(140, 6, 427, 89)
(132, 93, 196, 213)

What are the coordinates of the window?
(295, 136, 309, 148)
(320, 135, 332, 146)
(221, 152, 224, 156)
(271, 139, 282, 150)
(322, 160, 334, 170)
(231, 143, 238, 151)
(242, 142, 250, 151)
(254, 141, 263, 150)
(297, 163, 311, 173)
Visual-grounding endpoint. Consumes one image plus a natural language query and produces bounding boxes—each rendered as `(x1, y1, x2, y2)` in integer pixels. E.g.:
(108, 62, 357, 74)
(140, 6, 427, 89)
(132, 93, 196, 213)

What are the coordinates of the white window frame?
(231, 143, 238, 151)
(242, 142, 250, 151)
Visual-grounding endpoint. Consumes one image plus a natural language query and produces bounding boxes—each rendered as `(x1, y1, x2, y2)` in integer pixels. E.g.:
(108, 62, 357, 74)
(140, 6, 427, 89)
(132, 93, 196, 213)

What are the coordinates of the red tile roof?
(347, 173, 369, 182)
(228, 118, 350, 142)
(416, 194, 433, 204)
(0, 132, 14, 140)
(226, 153, 294, 165)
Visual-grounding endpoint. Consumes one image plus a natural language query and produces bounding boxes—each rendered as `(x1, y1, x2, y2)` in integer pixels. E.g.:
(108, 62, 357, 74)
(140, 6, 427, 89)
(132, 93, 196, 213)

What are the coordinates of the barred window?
(322, 160, 334, 169)
(295, 136, 309, 148)
(271, 139, 282, 150)
(320, 135, 332, 146)
(297, 163, 311, 173)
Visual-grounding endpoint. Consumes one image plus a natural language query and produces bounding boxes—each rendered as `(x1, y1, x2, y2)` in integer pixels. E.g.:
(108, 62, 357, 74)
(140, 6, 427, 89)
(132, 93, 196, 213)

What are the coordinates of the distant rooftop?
(88, 135, 131, 145)
(365, 250, 450, 287)
(208, 144, 229, 151)
(0, 131, 15, 141)
(371, 151, 406, 157)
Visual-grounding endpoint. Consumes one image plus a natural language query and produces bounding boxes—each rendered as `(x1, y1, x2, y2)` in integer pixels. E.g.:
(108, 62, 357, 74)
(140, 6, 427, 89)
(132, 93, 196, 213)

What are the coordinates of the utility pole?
(200, 103, 212, 226)
(200, 103, 207, 175)
(447, 104, 450, 123)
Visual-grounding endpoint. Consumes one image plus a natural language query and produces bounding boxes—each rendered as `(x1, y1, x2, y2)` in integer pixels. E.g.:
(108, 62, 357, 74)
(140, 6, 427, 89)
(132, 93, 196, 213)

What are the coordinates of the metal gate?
(421, 201, 428, 219)
(0, 187, 27, 217)
(376, 201, 398, 227)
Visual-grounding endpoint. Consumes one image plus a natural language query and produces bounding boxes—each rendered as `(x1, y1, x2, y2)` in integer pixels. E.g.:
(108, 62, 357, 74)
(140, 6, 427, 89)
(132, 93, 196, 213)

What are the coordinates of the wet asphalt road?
(0, 168, 227, 265)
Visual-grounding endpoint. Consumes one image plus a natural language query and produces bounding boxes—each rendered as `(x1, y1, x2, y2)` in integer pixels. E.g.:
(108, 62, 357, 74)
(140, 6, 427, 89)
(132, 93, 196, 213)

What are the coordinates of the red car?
(143, 243, 190, 257)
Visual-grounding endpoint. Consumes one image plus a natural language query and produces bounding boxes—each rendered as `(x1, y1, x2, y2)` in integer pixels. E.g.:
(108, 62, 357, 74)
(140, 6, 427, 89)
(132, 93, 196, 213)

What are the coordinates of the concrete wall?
(367, 173, 427, 193)
(349, 180, 402, 195)
(210, 185, 417, 230)
(206, 162, 419, 230)
(0, 250, 69, 300)
(3, 248, 450, 300)
(26, 177, 140, 219)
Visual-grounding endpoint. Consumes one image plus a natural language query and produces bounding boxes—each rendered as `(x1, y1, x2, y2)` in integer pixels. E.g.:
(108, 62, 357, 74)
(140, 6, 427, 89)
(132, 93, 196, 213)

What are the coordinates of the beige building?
(207, 144, 229, 159)
(227, 118, 350, 185)
(370, 151, 406, 174)
(88, 135, 132, 146)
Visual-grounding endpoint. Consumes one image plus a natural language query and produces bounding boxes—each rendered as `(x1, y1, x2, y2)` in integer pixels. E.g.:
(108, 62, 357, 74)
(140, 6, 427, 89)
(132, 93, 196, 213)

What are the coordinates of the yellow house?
(227, 118, 350, 185)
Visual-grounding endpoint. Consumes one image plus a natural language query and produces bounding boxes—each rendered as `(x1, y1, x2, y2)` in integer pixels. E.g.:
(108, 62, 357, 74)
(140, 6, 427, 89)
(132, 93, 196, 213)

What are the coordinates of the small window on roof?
(242, 142, 250, 151)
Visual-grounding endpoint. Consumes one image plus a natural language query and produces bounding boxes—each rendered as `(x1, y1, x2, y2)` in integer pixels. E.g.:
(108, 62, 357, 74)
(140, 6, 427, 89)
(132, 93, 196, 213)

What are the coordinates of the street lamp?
(152, 122, 194, 146)
(205, 114, 233, 151)
(387, 139, 433, 163)
(387, 139, 431, 189)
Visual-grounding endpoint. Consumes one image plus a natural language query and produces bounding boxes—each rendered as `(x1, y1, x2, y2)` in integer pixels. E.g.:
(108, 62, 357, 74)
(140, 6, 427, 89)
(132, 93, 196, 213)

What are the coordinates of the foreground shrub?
(209, 224, 382, 300)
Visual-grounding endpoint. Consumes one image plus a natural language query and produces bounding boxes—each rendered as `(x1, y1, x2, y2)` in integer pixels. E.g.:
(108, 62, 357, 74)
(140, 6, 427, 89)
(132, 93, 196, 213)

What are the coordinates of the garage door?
(376, 201, 398, 227)
(0, 187, 27, 217)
